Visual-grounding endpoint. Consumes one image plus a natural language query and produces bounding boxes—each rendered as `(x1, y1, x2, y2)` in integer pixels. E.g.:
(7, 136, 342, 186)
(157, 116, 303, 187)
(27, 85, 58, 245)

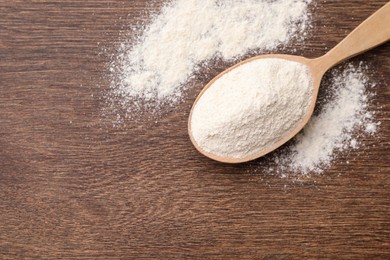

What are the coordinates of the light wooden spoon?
(188, 2, 390, 163)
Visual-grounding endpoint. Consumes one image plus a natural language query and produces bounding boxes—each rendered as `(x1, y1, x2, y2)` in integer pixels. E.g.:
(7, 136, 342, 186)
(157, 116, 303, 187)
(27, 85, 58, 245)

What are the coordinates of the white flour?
(191, 58, 313, 159)
(109, 1, 382, 175)
(111, 0, 312, 106)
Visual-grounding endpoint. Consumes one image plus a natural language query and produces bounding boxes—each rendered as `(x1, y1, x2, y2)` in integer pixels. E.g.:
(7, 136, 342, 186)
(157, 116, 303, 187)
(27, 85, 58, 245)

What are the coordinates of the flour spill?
(109, 0, 313, 111)
(266, 62, 380, 176)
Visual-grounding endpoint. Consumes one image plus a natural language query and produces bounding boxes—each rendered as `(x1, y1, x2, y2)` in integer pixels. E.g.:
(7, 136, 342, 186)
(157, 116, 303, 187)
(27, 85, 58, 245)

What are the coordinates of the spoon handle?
(316, 2, 390, 72)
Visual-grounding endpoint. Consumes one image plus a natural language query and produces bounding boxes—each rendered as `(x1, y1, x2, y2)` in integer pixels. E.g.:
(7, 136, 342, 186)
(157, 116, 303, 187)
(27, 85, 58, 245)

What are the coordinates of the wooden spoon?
(188, 2, 390, 163)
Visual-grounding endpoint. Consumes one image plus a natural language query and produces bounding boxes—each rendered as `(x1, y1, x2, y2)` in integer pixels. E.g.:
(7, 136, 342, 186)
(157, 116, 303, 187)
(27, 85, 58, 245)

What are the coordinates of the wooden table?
(1, 0, 389, 258)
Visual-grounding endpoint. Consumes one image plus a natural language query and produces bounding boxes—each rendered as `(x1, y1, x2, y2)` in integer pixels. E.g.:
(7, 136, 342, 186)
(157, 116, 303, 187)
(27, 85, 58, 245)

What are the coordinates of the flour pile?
(191, 58, 313, 159)
(272, 63, 379, 175)
(111, 0, 312, 107)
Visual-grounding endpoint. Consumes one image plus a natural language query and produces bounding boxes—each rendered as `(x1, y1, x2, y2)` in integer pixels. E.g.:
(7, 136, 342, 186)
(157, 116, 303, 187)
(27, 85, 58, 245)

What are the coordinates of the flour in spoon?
(191, 58, 313, 159)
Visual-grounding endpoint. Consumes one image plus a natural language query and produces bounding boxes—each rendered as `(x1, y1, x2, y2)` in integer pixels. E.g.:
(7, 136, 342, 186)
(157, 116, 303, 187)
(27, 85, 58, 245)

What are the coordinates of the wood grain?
(0, 0, 389, 259)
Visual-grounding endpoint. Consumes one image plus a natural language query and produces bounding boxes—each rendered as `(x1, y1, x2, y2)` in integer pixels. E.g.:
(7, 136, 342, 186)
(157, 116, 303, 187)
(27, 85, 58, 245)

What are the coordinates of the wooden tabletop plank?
(0, 0, 389, 258)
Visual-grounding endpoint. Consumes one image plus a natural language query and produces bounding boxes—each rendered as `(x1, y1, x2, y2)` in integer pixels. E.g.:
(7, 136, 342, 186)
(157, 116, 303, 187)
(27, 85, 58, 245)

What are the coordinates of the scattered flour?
(272, 63, 379, 175)
(191, 58, 313, 159)
(110, 0, 312, 107)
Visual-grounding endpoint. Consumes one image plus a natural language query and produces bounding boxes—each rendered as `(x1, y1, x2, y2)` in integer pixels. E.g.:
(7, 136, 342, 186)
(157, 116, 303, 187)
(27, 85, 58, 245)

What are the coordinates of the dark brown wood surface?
(1, 0, 389, 259)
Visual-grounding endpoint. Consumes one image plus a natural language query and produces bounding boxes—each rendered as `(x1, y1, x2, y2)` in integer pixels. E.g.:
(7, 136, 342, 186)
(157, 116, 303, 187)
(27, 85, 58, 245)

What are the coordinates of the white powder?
(111, 0, 312, 107)
(272, 63, 379, 175)
(191, 58, 313, 159)
(108, 1, 382, 175)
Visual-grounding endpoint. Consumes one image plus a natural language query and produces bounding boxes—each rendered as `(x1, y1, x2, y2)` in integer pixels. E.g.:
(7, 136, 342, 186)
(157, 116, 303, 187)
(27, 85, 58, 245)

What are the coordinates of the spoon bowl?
(188, 54, 322, 163)
(188, 2, 390, 163)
